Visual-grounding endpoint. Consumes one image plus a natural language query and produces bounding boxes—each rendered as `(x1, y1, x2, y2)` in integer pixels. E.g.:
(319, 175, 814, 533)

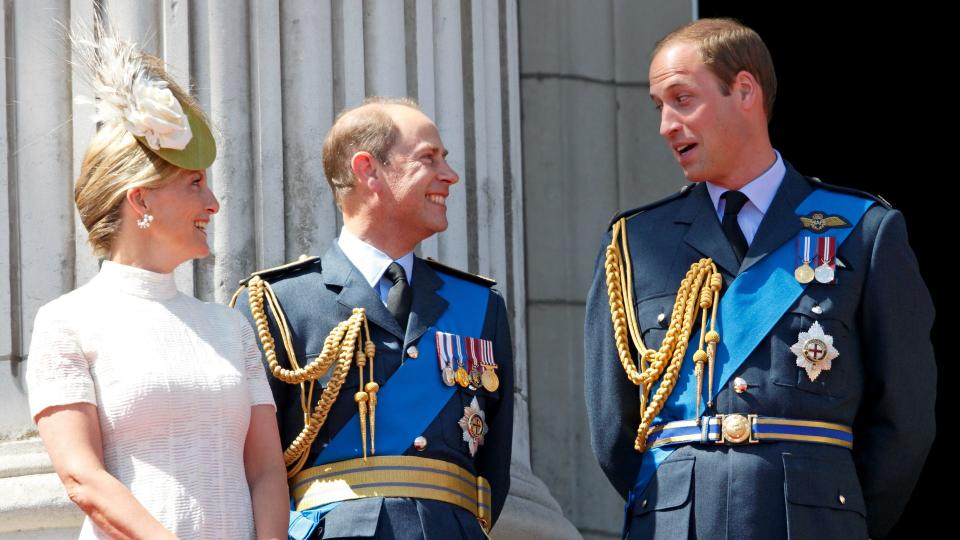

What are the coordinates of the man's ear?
(351, 151, 382, 191)
(733, 70, 761, 111)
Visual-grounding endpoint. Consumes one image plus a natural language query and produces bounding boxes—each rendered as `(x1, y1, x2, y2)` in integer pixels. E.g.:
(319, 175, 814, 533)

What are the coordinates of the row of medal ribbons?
(435, 331, 500, 392)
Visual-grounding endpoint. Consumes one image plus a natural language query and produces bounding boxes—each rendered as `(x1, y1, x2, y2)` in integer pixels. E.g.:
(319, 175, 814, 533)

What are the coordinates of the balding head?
(322, 97, 421, 204)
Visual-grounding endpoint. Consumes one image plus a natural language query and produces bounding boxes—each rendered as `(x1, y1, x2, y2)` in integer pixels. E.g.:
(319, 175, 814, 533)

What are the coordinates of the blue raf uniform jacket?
(584, 164, 935, 539)
(237, 244, 513, 539)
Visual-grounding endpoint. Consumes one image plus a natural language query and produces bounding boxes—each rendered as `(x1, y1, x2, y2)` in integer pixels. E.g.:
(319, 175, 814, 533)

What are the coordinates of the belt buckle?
(716, 414, 758, 445)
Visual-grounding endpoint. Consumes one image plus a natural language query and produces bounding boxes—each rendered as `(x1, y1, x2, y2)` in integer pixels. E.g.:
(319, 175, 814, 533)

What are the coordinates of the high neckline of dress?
(98, 260, 180, 300)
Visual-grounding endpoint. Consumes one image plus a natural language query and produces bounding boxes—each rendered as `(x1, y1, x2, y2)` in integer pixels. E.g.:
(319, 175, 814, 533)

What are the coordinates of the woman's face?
(140, 168, 219, 267)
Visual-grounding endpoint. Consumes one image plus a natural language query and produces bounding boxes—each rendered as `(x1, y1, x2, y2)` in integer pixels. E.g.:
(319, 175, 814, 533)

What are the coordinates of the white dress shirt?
(706, 151, 786, 246)
(338, 227, 415, 305)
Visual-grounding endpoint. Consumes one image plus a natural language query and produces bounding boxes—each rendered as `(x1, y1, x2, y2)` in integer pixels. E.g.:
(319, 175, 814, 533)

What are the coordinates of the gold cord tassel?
(366, 381, 379, 455)
(355, 391, 369, 461)
(364, 325, 377, 455)
(355, 349, 368, 461)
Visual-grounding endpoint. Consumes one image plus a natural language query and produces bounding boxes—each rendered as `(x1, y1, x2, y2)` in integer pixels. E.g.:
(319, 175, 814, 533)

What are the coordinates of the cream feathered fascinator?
(71, 21, 216, 170)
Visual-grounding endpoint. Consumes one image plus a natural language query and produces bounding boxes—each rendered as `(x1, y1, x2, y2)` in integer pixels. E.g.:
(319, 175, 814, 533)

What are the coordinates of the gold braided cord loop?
(604, 218, 723, 452)
(239, 276, 377, 477)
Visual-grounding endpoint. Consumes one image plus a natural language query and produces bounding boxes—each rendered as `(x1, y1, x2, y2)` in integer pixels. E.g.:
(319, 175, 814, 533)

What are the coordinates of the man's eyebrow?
(650, 79, 690, 99)
(418, 143, 447, 157)
(656, 79, 690, 92)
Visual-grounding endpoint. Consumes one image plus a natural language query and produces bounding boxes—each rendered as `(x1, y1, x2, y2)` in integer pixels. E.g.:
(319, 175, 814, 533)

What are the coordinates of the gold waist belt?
(291, 455, 492, 531)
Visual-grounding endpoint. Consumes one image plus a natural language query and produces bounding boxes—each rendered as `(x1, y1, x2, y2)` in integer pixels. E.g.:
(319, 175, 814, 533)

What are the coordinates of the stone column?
(519, 1, 693, 538)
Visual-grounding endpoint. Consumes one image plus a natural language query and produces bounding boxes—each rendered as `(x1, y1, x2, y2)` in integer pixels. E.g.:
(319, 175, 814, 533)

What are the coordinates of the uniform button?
(838, 494, 846, 505)
(812, 304, 824, 315)
(406, 345, 419, 359)
(733, 377, 748, 394)
(641, 499, 648, 509)
(413, 436, 427, 451)
(657, 313, 666, 326)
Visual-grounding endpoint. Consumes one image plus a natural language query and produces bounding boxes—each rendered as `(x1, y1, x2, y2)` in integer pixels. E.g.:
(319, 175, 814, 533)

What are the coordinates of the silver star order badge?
(458, 396, 488, 457)
(789, 321, 839, 381)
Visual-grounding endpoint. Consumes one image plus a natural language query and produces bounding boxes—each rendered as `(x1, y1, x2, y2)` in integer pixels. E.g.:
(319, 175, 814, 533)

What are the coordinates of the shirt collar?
(337, 227, 415, 287)
(706, 150, 785, 216)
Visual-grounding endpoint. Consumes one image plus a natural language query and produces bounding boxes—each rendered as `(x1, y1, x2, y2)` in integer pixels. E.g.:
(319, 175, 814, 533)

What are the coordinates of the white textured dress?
(26, 261, 276, 539)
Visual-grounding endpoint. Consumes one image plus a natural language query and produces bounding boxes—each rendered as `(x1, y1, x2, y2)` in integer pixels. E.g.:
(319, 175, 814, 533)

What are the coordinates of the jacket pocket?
(634, 294, 675, 349)
(783, 453, 867, 540)
(629, 457, 694, 539)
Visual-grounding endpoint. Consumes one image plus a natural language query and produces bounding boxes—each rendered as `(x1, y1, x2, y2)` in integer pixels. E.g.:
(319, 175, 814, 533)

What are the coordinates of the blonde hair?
(74, 54, 206, 257)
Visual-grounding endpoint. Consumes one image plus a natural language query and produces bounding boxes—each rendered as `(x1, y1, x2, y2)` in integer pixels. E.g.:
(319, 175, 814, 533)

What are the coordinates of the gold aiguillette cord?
(604, 218, 723, 452)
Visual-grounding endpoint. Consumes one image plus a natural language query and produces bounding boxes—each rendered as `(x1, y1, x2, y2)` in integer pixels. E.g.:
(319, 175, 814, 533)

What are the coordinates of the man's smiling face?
(377, 106, 460, 246)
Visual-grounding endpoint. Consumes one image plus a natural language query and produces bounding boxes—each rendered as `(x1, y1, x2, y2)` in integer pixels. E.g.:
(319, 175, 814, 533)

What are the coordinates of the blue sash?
(289, 271, 490, 538)
(624, 188, 874, 534)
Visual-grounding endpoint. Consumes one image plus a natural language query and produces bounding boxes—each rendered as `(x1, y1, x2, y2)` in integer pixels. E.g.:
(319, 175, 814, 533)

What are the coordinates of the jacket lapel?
(405, 258, 448, 346)
(676, 183, 741, 277)
(739, 164, 813, 274)
(322, 244, 405, 340)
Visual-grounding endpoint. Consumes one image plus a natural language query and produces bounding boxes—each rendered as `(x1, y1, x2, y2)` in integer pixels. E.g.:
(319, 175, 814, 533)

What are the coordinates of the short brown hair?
(653, 18, 777, 120)
(74, 54, 203, 257)
(321, 97, 420, 204)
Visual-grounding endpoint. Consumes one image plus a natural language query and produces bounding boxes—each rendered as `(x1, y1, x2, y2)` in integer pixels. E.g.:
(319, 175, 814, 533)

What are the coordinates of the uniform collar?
(706, 150, 785, 218)
(337, 227, 415, 288)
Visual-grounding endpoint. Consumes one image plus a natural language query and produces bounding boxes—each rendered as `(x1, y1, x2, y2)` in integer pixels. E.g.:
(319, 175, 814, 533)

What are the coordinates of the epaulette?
(237, 255, 321, 287)
(607, 184, 694, 230)
(808, 176, 892, 209)
(424, 257, 496, 287)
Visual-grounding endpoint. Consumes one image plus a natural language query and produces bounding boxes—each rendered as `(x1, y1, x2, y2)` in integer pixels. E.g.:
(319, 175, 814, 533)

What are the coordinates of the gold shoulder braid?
(604, 218, 723, 452)
(230, 276, 379, 477)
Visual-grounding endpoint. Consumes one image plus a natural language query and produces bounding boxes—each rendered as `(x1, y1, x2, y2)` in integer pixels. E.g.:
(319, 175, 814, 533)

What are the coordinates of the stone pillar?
(519, 1, 693, 538)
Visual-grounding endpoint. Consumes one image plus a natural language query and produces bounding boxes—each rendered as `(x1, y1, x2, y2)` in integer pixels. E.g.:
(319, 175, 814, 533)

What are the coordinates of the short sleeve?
(25, 304, 97, 420)
(239, 315, 276, 410)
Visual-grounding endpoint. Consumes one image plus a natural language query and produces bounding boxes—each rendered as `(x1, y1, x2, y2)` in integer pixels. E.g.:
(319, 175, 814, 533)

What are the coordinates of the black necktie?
(721, 190, 750, 264)
(384, 262, 412, 330)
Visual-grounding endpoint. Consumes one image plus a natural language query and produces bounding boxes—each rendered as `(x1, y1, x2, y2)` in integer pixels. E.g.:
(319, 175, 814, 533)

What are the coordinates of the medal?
(789, 321, 839, 381)
(814, 236, 836, 284)
(435, 331, 457, 387)
(443, 367, 457, 386)
(455, 367, 470, 387)
(466, 337, 485, 389)
(457, 396, 488, 457)
(480, 369, 499, 392)
(454, 335, 470, 388)
(480, 338, 500, 392)
(794, 235, 815, 284)
(469, 369, 482, 389)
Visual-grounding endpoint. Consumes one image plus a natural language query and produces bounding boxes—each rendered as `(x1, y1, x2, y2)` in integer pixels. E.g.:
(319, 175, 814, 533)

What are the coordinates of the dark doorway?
(698, 1, 946, 537)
